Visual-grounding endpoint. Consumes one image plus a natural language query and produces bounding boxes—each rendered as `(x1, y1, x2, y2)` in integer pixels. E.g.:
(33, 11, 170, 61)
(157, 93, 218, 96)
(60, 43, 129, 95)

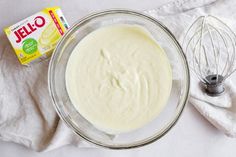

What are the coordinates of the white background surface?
(1, 0, 236, 156)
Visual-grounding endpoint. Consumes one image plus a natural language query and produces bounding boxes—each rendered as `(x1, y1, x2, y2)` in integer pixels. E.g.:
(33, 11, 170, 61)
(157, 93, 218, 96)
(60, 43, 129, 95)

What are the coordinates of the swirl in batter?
(66, 24, 172, 134)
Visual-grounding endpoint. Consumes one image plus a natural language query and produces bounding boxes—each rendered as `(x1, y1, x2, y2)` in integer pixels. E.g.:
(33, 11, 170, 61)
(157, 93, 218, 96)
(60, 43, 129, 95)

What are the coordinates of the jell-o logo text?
(14, 16, 46, 43)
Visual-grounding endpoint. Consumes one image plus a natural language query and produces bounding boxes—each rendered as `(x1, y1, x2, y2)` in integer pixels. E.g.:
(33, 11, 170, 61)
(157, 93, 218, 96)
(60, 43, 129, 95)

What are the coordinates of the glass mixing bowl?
(48, 10, 190, 149)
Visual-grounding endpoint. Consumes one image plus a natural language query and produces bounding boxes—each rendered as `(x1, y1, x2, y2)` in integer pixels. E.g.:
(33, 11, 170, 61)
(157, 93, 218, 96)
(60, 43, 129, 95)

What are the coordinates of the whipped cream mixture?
(66, 24, 172, 134)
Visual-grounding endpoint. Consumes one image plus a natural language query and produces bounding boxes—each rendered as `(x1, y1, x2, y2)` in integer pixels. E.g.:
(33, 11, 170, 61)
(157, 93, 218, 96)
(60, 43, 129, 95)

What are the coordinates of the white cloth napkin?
(0, 0, 236, 152)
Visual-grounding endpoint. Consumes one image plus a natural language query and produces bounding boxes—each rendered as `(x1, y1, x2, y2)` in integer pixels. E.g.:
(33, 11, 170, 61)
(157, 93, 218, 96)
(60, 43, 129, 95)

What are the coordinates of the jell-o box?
(4, 6, 69, 65)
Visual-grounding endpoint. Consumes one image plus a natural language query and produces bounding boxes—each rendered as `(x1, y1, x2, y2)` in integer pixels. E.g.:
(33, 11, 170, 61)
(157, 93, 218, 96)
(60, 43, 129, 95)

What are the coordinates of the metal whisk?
(182, 15, 236, 96)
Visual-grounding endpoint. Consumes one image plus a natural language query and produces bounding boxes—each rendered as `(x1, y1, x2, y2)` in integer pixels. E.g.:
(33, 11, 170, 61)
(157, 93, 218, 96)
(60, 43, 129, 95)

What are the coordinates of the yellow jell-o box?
(4, 7, 69, 65)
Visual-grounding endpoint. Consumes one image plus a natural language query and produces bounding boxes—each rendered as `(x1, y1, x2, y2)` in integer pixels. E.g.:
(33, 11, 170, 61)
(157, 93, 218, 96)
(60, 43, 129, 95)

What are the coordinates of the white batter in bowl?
(65, 24, 172, 134)
(48, 10, 189, 149)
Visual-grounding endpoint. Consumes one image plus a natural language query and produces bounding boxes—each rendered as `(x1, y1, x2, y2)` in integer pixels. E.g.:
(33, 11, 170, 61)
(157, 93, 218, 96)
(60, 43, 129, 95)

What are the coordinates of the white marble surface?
(1, 0, 236, 156)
